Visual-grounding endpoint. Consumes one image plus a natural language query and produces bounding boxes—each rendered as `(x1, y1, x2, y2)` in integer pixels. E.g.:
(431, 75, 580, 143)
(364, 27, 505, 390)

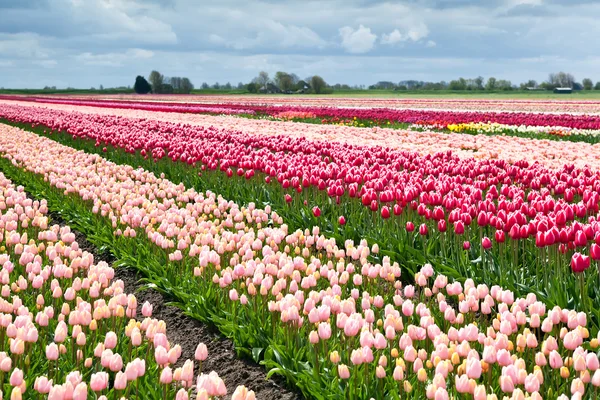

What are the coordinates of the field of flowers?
(0, 95, 599, 399)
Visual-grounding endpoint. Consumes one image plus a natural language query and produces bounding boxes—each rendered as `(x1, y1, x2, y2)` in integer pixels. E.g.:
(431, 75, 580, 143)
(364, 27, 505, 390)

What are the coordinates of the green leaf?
(251, 347, 264, 363)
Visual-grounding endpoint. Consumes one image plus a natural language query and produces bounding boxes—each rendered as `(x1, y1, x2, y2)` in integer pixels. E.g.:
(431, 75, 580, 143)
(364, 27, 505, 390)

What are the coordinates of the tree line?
(132, 70, 600, 95)
(370, 72, 600, 92)
(134, 70, 194, 94)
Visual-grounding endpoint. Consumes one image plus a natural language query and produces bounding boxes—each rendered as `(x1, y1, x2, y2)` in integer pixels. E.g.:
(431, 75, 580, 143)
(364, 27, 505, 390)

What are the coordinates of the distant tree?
(474, 76, 484, 90)
(295, 80, 309, 91)
(519, 80, 537, 90)
(201, 82, 209, 89)
(496, 80, 513, 90)
(274, 71, 294, 91)
(149, 70, 164, 93)
(595, 82, 600, 90)
(169, 77, 182, 92)
(449, 78, 467, 91)
(180, 78, 194, 94)
(289, 73, 300, 85)
(372, 81, 396, 90)
(237, 82, 245, 90)
(247, 82, 258, 93)
(548, 72, 575, 88)
(212, 82, 220, 89)
(224, 82, 232, 90)
(99, 84, 104, 91)
(485, 77, 497, 91)
(254, 71, 270, 89)
(310, 75, 327, 94)
(160, 84, 174, 94)
(397, 85, 408, 91)
(582, 78, 594, 90)
(134, 76, 152, 94)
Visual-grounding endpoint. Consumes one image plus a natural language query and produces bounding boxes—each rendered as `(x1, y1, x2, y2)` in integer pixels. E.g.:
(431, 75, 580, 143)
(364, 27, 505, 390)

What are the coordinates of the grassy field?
(297, 89, 600, 100)
(3, 88, 600, 100)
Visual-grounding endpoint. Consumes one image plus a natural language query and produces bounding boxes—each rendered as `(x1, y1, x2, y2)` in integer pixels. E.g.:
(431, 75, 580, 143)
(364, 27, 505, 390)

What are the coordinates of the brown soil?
(51, 212, 303, 400)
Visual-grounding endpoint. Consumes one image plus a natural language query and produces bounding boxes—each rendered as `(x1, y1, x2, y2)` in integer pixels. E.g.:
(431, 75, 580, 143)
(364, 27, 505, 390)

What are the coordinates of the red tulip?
(406, 222, 415, 232)
(535, 232, 545, 248)
(482, 237, 492, 250)
(419, 224, 428, 236)
(284, 194, 292, 203)
(370, 200, 378, 212)
(463, 241, 471, 250)
(312, 206, 321, 217)
(477, 211, 488, 227)
(381, 206, 390, 219)
(571, 252, 590, 273)
(591, 244, 600, 261)
(437, 220, 447, 233)
(574, 231, 587, 247)
(494, 230, 505, 243)
(393, 204, 402, 216)
(338, 215, 346, 225)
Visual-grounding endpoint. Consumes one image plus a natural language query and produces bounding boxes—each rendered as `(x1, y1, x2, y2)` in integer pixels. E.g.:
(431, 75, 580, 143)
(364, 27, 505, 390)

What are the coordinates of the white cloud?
(339, 25, 377, 54)
(407, 23, 429, 42)
(0, 33, 50, 59)
(33, 59, 58, 68)
(381, 23, 429, 46)
(64, 0, 178, 45)
(381, 29, 404, 45)
(426, 40, 437, 48)
(505, 0, 543, 7)
(75, 48, 154, 67)
(209, 21, 325, 50)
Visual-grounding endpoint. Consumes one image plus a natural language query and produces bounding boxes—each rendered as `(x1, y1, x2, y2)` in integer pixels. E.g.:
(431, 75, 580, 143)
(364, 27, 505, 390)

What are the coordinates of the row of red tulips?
(4, 95, 600, 130)
(2, 122, 600, 399)
(0, 103, 599, 248)
(1, 103, 600, 322)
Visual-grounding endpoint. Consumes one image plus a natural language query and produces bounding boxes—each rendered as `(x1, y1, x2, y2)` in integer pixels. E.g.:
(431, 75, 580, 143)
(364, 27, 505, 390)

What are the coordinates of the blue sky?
(0, 0, 599, 88)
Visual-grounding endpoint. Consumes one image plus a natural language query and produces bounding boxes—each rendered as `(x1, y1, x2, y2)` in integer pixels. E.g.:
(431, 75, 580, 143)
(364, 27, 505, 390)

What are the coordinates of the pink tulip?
(195, 343, 208, 361)
(46, 343, 59, 361)
(34, 376, 52, 394)
(196, 371, 227, 396)
(72, 383, 87, 400)
(9, 369, 23, 386)
(160, 367, 173, 384)
(104, 331, 117, 349)
(500, 375, 515, 393)
(232, 385, 256, 400)
(90, 372, 109, 392)
(338, 364, 350, 379)
(141, 301, 153, 317)
(176, 388, 189, 400)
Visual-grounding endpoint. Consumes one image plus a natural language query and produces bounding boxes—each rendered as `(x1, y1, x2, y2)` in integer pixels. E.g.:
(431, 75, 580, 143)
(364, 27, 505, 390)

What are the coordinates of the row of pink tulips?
(0, 123, 600, 398)
(1, 102, 600, 270)
(4, 95, 600, 129)
(0, 166, 254, 398)
(3, 99, 599, 171)
(14, 94, 600, 114)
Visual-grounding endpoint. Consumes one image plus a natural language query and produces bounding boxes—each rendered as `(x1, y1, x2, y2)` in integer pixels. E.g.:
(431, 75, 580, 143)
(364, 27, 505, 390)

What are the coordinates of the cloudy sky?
(0, 0, 599, 88)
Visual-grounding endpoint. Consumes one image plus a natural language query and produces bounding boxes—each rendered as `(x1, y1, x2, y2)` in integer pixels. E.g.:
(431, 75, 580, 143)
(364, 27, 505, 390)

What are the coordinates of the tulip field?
(0, 96, 600, 399)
